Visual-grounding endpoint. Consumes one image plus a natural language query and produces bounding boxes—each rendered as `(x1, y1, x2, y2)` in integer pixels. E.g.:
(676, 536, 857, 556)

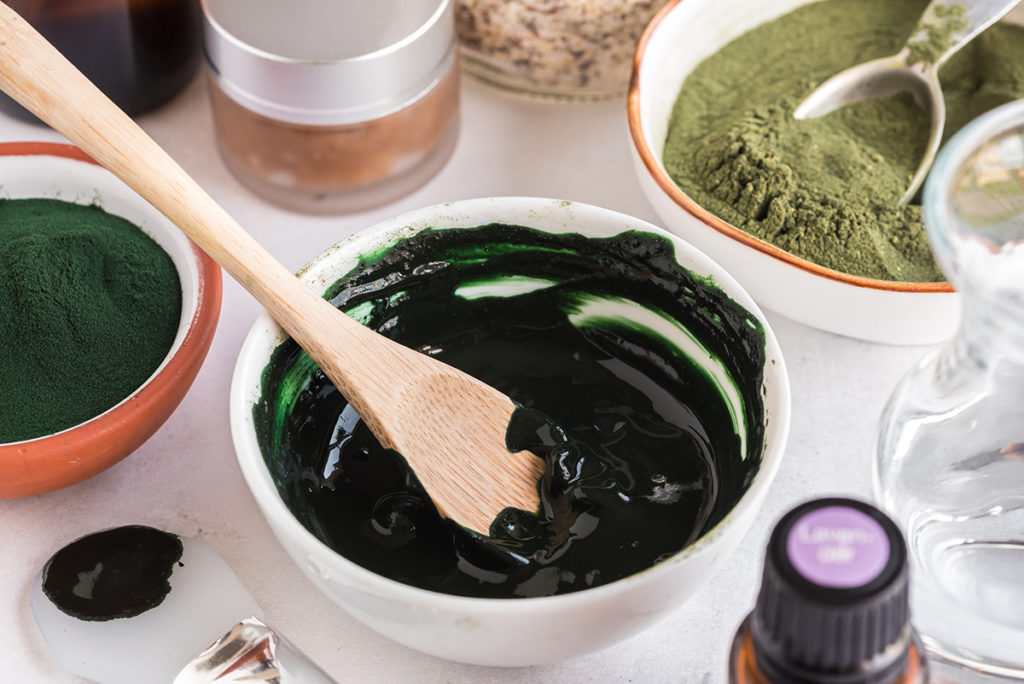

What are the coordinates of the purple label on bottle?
(786, 506, 889, 588)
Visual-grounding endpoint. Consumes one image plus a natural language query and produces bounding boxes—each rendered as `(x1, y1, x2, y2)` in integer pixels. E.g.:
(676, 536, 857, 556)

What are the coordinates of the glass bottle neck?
(953, 291, 1024, 364)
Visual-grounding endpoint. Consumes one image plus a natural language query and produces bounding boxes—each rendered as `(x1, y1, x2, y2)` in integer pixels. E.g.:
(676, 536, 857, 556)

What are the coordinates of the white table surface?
(0, 74, 931, 683)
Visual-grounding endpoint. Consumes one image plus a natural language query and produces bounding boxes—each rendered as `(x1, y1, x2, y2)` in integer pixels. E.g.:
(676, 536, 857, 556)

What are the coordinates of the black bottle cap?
(750, 498, 912, 684)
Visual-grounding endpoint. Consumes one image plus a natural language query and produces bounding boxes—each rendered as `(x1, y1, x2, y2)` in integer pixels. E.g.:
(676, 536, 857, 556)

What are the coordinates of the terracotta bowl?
(231, 197, 790, 666)
(627, 0, 966, 345)
(0, 142, 222, 498)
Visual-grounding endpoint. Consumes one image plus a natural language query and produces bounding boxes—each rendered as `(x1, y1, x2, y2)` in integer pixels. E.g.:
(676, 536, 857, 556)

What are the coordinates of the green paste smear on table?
(663, 0, 1024, 282)
(254, 224, 766, 599)
(0, 199, 181, 443)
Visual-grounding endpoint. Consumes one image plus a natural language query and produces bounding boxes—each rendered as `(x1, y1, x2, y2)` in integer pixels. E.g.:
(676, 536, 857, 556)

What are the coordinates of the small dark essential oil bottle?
(730, 498, 928, 684)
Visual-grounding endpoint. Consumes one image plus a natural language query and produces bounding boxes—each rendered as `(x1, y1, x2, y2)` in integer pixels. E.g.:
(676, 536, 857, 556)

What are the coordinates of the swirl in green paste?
(254, 224, 766, 598)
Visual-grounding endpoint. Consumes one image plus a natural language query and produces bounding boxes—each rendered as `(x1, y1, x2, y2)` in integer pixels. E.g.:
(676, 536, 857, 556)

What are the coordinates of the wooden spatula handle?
(0, 4, 546, 532)
(0, 2, 410, 412)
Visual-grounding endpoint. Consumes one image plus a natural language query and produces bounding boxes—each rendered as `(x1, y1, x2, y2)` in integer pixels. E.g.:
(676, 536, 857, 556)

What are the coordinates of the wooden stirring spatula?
(0, 3, 543, 535)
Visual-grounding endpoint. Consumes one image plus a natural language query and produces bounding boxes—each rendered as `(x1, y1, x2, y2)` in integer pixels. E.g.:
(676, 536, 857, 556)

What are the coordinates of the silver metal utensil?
(794, 0, 1022, 206)
(32, 527, 336, 684)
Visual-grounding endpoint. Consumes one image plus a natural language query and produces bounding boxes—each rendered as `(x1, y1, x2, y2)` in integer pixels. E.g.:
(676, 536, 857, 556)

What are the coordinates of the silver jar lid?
(202, 0, 454, 126)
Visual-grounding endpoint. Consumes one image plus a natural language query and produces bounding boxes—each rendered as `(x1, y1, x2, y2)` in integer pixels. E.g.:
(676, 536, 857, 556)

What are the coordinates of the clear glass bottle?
(729, 498, 928, 684)
(875, 100, 1024, 681)
(0, 0, 201, 122)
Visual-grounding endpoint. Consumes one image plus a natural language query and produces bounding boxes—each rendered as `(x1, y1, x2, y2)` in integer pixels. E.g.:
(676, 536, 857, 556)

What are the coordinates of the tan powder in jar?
(208, 65, 460, 212)
(202, 0, 459, 213)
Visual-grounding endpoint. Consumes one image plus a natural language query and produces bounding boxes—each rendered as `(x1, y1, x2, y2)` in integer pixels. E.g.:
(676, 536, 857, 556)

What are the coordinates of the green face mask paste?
(0, 199, 182, 443)
(663, 0, 1024, 282)
(254, 224, 767, 599)
(42, 526, 184, 622)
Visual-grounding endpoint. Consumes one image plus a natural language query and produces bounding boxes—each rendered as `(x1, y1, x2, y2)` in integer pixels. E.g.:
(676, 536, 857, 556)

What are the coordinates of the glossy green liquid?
(255, 225, 765, 598)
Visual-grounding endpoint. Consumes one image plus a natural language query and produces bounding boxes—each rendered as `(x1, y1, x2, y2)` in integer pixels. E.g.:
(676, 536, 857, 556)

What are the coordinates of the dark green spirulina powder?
(664, 0, 1024, 282)
(0, 199, 181, 443)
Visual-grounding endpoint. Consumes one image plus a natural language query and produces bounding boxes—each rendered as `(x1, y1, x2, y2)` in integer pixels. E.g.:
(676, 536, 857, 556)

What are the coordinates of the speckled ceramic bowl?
(230, 197, 790, 666)
(626, 0, 994, 345)
(0, 142, 221, 498)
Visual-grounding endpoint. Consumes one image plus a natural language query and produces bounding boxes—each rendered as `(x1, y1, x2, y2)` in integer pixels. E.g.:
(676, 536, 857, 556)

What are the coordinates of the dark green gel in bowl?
(253, 224, 766, 599)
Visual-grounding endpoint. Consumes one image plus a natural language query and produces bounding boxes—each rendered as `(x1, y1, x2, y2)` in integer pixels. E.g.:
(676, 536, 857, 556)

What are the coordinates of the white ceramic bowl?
(627, 0, 971, 345)
(230, 197, 789, 666)
(0, 142, 221, 498)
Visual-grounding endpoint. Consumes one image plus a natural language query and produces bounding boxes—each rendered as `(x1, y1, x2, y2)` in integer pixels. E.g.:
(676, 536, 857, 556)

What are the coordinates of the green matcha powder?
(664, 0, 1024, 281)
(0, 199, 182, 443)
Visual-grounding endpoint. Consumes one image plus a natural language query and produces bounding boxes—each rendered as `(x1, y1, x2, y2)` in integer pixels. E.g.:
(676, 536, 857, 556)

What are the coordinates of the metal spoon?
(794, 0, 1022, 206)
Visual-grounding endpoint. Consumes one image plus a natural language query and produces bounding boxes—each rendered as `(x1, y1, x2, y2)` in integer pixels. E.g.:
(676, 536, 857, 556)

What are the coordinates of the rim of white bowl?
(230, 196, 790, 611)
(627, 0, 953, 294)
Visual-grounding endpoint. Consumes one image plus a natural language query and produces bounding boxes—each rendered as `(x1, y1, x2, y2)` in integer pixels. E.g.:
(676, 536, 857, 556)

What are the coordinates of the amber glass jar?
(0, 0, 201, 122)
(202, 0, 460, 214)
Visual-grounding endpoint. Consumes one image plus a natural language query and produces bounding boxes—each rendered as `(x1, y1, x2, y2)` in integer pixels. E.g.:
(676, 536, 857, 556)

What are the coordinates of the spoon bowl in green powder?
(0, 143, 222, 498)
(627, 0, 1024, 343)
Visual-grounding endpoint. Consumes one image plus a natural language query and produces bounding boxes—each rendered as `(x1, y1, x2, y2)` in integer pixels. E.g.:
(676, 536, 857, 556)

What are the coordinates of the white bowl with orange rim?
(627, 0, 968, 345)
(0, 142, 221, 498)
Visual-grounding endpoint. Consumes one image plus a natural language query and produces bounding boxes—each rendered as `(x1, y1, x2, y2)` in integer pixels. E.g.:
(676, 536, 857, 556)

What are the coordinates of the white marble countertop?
(0, 74, 931, 683)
